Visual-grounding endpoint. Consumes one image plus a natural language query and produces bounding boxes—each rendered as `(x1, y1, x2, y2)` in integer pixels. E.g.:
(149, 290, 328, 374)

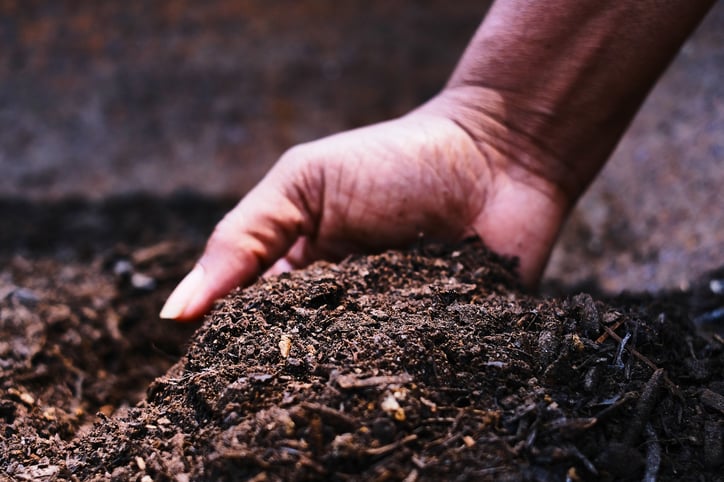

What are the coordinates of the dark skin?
(161, 0, 715, 321)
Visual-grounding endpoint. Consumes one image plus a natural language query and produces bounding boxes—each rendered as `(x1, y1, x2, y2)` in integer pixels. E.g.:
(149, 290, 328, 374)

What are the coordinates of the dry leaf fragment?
(8, 388, 35, 406)
(19, 392, 35, 406)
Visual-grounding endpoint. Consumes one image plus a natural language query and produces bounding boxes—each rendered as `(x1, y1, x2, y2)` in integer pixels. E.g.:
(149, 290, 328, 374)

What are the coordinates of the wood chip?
(42, 408, 56, 421)
(336, 373, 413, 389)
(98, 404, 115, 417)
(19, 392, 35, 406)
(9, 388, 35, 406)
(279, 335, 292, 358)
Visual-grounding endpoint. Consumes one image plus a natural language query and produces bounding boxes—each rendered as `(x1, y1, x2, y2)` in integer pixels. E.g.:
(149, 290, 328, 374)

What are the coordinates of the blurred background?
(1, 0, 722, 292)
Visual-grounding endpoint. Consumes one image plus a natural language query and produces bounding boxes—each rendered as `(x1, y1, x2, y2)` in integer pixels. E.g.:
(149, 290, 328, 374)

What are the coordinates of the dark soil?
(0, 2, 721, 481)
(1, 200, 722, 481)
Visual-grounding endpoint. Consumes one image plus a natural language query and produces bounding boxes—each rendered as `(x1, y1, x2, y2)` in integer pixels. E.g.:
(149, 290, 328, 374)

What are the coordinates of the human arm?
(438, 0, 715, 202)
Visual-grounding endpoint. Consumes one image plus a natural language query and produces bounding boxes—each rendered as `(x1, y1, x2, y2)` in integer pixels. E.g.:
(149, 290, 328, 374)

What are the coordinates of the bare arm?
(435, 0, 715, 202)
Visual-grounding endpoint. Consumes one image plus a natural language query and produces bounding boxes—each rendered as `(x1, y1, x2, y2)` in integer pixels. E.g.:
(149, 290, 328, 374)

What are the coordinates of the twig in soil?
(364, 434, 418, 456)
(566, 444, 598, 476)
(624, 368, 664, 446)
(598, 324, 677, 391)
(297, 402, 357, 432)
(525, 420, 538, 448)
(402, 469, 418, 482)
(544, 417, 597, 438)
(213, 449, 272, 469)
(613, 332, 632, 370)
(290, 452, 326, 476)
(430, 433, 463, 452)
(595, 319, 625, 344)
(642, 423, 661, 482)
(335, 373, 413, 389)
(131, 241, 180, 264)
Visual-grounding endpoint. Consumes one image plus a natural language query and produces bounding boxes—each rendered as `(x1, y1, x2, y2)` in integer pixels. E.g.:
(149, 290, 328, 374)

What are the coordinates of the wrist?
(435, 0, 714, 209)
(418, 87, 585, 213)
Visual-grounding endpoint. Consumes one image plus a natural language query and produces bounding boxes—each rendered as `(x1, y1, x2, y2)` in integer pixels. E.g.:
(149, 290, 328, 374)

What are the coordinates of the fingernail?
(159, 264, 205, 320)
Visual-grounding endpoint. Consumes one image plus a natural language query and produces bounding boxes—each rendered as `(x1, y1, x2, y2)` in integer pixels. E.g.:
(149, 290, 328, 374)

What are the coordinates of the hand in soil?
(161, 99, 570, 320)
(160, 1, 713, 321)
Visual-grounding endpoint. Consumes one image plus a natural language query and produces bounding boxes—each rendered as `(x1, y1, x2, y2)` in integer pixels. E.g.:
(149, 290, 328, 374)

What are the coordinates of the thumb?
(160, 155, 318, 321)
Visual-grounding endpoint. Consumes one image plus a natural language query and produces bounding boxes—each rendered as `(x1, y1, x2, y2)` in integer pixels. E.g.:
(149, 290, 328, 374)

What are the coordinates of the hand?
(160, 93, 570, 320)
(160, 0, 712, 321)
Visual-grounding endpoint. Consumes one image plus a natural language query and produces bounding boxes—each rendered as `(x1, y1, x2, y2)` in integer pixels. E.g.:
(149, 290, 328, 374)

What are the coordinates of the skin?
(161, 0, 714, 321)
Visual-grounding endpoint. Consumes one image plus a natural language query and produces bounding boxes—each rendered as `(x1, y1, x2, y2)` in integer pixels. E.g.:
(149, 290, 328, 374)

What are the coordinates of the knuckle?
(278, 143, 316, 171)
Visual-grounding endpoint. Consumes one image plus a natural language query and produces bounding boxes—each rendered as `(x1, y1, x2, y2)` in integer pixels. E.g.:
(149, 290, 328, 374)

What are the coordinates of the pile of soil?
(1, 199, 721, 481)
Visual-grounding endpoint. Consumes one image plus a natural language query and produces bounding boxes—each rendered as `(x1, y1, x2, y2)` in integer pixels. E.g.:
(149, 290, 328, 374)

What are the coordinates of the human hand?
(160, 92, 571, 321)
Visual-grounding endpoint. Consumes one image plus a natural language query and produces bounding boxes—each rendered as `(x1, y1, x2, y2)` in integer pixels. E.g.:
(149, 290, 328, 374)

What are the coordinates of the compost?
(0, 197, 721, 481)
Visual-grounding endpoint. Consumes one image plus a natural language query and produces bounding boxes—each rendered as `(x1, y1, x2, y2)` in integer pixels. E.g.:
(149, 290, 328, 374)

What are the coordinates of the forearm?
(439, 0, 714, 204)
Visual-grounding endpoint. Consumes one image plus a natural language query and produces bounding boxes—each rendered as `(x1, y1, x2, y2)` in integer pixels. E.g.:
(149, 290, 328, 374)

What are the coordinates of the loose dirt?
(1, 200, 721, 481)
(0, 2, 722, 481)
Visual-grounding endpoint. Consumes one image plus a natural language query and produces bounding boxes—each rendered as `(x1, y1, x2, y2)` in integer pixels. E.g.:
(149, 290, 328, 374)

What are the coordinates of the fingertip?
(159, 264, 207, 321)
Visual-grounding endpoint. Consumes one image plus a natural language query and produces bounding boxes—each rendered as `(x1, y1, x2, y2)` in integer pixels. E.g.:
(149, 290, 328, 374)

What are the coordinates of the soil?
(1, 200, 722, 480)
(1, 1, 722, 481)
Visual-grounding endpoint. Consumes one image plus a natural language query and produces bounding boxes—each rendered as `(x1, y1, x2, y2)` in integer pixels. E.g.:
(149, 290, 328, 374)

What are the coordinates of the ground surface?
(0, 1, 722, 480)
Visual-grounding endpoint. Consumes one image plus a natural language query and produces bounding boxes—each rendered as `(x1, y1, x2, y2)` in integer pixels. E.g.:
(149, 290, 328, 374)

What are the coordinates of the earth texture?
(0, 1, 722, 480)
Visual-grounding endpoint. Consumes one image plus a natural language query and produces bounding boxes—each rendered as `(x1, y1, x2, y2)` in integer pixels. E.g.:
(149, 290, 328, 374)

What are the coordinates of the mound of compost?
(1, 214, 722, 480)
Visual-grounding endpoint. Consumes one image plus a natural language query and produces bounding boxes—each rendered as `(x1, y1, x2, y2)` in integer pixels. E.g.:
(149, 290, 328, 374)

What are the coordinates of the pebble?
(131, 273, 157, 291)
